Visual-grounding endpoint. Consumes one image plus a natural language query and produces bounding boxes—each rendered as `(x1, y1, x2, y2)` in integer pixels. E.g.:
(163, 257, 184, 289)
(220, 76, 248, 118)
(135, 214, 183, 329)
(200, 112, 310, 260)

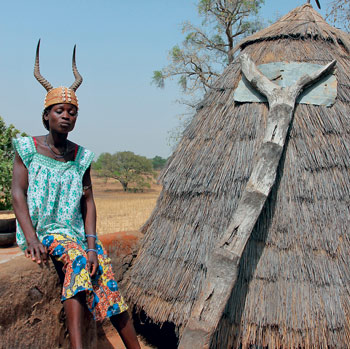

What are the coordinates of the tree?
(152, 0, 264, 146)
(151, 156, 168, 170)
(93, 151, 155, 192)
(0, 117, 26, 210)
(327, 0, 350, 32)
(153, 0, 264, 95)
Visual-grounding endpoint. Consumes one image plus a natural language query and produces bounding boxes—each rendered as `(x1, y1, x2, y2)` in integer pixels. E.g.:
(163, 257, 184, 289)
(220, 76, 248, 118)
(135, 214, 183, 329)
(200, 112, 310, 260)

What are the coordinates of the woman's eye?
(56, 109, 63, 113)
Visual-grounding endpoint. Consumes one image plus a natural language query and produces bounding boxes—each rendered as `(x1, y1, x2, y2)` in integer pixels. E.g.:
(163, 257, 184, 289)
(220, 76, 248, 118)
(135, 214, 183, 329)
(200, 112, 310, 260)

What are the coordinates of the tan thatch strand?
(124, 4, 350, 348)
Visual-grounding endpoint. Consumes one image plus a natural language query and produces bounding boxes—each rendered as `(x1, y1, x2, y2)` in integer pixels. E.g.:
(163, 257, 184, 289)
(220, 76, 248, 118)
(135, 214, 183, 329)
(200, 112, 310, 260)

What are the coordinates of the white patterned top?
(12, 136, 95, 251)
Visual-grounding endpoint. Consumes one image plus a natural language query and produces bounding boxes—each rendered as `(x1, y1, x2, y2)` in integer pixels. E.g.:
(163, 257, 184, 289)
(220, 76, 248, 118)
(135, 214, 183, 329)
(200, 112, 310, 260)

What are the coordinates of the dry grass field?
(92, 174, 162, 235)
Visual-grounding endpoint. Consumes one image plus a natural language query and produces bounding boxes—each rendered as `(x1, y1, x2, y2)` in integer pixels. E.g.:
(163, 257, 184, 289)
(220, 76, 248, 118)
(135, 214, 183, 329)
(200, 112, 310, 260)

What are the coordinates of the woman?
(11, 40, 140, 349)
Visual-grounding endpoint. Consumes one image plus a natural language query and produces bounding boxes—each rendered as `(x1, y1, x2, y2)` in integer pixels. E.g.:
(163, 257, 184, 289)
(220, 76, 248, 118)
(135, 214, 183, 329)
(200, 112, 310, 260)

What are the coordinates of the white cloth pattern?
(12, 136, 95, 251)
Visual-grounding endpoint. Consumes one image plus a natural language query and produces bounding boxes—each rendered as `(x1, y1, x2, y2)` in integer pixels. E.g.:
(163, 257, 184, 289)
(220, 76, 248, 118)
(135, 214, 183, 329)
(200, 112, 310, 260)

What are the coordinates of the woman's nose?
(62, 112, 71, 119)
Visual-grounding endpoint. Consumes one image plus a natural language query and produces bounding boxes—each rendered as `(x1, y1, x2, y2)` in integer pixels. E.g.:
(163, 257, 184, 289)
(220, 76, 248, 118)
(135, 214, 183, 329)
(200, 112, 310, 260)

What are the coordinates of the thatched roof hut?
(125, 4, 350, 348)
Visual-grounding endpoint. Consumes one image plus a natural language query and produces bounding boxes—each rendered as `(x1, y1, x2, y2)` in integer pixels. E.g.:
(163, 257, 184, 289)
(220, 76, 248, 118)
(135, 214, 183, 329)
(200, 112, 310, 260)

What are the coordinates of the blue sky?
(0, 0, 330, 158)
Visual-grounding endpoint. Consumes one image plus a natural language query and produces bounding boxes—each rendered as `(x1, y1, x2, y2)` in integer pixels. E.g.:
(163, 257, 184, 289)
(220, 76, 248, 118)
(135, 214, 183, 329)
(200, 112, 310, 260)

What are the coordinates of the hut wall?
(126, 97, 269, 325)
(210, 39, 350, 348)
(125, 6, 350, 347)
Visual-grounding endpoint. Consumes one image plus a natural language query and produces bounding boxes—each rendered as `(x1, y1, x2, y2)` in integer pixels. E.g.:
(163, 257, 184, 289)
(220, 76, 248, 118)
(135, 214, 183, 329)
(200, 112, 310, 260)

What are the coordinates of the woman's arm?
(81, 166, 99, 276)
(11, 152, 48, 264)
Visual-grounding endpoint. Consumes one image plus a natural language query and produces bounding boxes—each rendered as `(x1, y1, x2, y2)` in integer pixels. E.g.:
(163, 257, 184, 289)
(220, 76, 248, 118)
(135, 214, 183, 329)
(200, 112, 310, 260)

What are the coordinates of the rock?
(0, 218, 16, 247)
(99, 231, 143, 283)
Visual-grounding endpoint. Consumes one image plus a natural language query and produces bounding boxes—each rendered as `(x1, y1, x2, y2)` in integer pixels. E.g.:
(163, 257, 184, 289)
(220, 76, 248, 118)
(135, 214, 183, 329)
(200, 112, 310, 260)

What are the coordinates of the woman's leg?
(63, 292, 86, 349)
(43, 234, 95, 348)
(110, 311, 141, 349)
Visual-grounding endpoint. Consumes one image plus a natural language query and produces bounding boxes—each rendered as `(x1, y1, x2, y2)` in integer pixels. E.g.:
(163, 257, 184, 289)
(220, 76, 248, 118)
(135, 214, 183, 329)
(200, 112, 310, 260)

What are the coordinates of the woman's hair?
(42, 106, 53, 130)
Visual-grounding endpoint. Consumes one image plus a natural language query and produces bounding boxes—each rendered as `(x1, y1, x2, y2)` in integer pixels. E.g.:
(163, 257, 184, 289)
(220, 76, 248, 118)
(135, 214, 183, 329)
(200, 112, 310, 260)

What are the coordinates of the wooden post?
(179, 54, 336, 349)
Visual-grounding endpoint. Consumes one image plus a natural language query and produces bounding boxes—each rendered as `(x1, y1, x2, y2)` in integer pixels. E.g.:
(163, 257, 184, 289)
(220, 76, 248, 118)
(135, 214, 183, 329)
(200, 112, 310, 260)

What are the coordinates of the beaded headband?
(44, 87, 79, 109)
(34, 39, 82, 109)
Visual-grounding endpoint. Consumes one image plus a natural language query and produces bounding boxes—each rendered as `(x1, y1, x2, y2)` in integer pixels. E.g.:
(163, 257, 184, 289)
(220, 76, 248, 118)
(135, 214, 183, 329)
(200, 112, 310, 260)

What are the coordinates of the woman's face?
(44, 103, 78, 133)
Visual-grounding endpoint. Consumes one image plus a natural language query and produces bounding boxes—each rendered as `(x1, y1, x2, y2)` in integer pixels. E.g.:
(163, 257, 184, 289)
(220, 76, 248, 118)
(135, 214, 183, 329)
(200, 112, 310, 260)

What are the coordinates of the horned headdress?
(34, 39, 83, 109)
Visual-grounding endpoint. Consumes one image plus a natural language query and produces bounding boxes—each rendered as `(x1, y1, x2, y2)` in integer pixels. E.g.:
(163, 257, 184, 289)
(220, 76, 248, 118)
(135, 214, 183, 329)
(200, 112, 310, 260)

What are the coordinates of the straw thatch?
(125, 4, 350, 348)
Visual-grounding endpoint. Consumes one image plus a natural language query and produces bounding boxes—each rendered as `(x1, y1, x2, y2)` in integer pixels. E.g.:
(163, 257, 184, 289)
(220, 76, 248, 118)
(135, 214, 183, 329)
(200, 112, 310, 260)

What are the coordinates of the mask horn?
(69, 45, 83, 92)
(34, 39, 53, 92)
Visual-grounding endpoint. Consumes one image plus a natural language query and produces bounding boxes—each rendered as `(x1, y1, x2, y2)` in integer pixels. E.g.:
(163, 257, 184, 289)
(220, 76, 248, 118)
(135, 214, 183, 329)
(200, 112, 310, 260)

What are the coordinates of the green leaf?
(171, 45, 183, 62)
(179, 75, 187, 91)
(152, 70, 165, 88)
(0, 116, 27, 210)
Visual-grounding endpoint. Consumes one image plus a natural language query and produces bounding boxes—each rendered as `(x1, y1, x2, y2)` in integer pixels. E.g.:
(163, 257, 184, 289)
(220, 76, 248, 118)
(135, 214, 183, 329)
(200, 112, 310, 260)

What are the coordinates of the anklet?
(86, 234, 97, 239)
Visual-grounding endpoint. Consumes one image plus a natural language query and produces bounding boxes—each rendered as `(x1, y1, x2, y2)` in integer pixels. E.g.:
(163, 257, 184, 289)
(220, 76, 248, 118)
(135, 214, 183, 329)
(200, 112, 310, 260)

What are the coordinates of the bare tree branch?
(153, 0, 264, 94)
(327, 0, 350, 32)
(152, 0, 265, 146)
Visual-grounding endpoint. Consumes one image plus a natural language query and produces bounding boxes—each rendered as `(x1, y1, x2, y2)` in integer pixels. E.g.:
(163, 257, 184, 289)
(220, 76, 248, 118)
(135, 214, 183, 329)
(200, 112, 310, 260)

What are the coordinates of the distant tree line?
(92, 152, 168, 192)
(151, 155, 168, 170)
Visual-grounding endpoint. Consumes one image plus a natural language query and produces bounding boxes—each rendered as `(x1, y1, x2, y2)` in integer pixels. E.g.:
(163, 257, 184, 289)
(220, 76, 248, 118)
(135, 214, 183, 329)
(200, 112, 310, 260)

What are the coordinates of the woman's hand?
(87, 251, 99, 277)
(25, 238, 48, 265)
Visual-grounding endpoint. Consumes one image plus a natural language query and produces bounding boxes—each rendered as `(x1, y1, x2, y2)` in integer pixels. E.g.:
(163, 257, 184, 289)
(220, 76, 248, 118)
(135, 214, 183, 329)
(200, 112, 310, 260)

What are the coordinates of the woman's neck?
(47, 131, 68, 147)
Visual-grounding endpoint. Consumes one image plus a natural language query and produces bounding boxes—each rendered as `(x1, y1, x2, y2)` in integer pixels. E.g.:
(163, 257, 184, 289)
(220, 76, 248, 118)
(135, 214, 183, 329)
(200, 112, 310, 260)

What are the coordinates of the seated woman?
(11, 40, 141, 349)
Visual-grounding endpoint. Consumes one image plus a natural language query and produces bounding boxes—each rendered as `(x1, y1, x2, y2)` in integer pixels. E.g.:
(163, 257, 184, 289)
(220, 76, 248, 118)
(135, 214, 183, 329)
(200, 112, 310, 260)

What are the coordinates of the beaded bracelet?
(86, 248, 98, 254)
(86, 234, 97, 239)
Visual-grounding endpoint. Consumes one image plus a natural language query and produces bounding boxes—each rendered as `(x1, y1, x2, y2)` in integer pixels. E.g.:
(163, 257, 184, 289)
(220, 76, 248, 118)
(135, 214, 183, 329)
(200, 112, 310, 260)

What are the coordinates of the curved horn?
(69, 45, 83, 91)
(34, 39, 53, 92)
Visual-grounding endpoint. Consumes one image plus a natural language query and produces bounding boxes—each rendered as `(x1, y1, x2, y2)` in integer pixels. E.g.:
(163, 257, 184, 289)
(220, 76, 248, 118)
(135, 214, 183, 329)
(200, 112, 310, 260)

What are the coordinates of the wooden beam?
(179, 54, 336, 349)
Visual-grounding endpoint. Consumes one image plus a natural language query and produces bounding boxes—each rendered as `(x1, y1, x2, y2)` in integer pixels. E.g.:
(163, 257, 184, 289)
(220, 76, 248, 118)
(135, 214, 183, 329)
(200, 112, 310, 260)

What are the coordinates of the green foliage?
(171, 45, 183, 61)
(152, 156, 168, 170)
(152, 70, 165, 88)
(93, 151, 155, 192)
(0, 117, 26, 210)
(179, 75, 187, 90)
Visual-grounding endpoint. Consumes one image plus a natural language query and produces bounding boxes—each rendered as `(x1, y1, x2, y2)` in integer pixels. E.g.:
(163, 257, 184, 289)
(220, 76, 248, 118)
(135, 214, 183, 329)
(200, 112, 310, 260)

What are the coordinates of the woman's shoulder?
(74, 143, 95, 171)
(13, 135, 34, 143)
(12, 136, 36, 153)
(12, 136, 36, 168)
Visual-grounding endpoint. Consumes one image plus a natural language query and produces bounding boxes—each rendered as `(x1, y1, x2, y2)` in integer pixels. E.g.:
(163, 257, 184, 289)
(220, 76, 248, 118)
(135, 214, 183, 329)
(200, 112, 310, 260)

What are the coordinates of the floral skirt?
(42, 233, 128, 321)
